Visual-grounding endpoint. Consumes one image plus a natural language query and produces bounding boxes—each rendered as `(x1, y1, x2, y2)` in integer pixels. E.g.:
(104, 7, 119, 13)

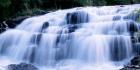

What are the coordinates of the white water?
(0, 4, 140, 70)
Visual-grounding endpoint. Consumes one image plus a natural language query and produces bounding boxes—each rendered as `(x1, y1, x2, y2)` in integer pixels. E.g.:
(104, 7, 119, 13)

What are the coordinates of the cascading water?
(0, 4, 140, 70)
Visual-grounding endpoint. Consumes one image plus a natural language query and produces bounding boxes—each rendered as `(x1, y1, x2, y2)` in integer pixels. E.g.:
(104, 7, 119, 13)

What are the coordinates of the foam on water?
(0, 4, 140, 70)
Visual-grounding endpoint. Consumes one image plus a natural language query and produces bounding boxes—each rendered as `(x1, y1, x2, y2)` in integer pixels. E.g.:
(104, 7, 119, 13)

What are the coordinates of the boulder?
(120, 56, 140, 70)
(41, 22, 49, 32)
(120, 65, 140, 70)
(0, 21, 8, 33)
(7, 63, 38, 70)
(128, 21, 139, 33)
(5, 16, 30, 28)
(0, 16, 28, 33)
(131, 56, 140, 65)
(66, 11, 89, 24)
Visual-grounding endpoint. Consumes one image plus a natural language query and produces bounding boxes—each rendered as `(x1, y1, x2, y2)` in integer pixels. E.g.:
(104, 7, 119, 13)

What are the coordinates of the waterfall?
(0, 4, 140, 70)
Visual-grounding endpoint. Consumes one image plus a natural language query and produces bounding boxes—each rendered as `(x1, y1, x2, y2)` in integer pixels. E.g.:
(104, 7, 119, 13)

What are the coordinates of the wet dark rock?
(0, 16, 29, 33)
(113, 15, 121, 21)
(131, 36, 137, 43)
(0, 28, 6, 33)
(66, 11, 89, 24)
(30, 33, 42, 45)
(127, 21, 139, 40)
(55, 34, 62, 46)
(68, 24, 78, 33)
(55, 34, 69, 45)
(131, 56, 140, 65)
(120, 5, 124, 7)
(41, 22, 49, 32)
(24, 47, 36, 63)
(120, 56, 140, 70)
(120, 65, 140, 70)
(7, 63, 38, 70)
(133, 43, 140, 55)
(114, 21, 138, 35)
(128, 21, 139, 32)
(55, 34, 73, 61)
(0, 10, 48, 34)
(124, 13, 140, 21)
(5, 16, 30, 28)
(110, 37, 127, 61)
(0, 22, 8, 33)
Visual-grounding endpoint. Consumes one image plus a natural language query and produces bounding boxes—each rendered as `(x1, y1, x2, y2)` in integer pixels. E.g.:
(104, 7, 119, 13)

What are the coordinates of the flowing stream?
(0, 4, 140, 70)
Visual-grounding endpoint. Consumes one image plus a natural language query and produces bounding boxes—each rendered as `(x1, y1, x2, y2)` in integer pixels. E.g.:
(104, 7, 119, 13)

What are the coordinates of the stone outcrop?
(120, 56, 140, 70)
(7, 63, 38, 70)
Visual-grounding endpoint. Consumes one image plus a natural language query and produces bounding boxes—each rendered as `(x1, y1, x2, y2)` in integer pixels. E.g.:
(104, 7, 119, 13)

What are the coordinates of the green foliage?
(105, 0, 132, 5)
(0, 0, 11, 20)
(0, 0, 11, 7)
(93, 0, 107, 6)
(137, 17, 140, 22)
(15, 8, 44, 16)
(136, 9, 140, 13)
(133, 0, 140, 3)
(74, 0, 92, 6)
(1, 0, 140, 22)
(114, 0, 131, 4)
(134, 9, 140, 22)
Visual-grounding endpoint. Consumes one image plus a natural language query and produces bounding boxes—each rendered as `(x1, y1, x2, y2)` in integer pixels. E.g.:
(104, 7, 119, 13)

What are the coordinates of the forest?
(0, 0, 140, 22)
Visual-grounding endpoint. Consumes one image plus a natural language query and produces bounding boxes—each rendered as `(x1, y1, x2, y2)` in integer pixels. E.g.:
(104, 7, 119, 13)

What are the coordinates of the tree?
(92, 0, 107, 6)
(0, 0, 11, 21)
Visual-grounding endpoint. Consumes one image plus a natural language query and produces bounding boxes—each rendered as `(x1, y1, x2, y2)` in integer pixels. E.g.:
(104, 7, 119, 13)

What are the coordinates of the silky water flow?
(0, 4, 140, 70)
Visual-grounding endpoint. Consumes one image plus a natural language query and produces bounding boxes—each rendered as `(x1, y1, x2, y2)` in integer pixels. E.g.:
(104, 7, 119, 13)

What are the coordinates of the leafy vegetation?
(134, 9, 140, 22)
(0, 0, 11, 21)
(0, 0, 140, 22)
